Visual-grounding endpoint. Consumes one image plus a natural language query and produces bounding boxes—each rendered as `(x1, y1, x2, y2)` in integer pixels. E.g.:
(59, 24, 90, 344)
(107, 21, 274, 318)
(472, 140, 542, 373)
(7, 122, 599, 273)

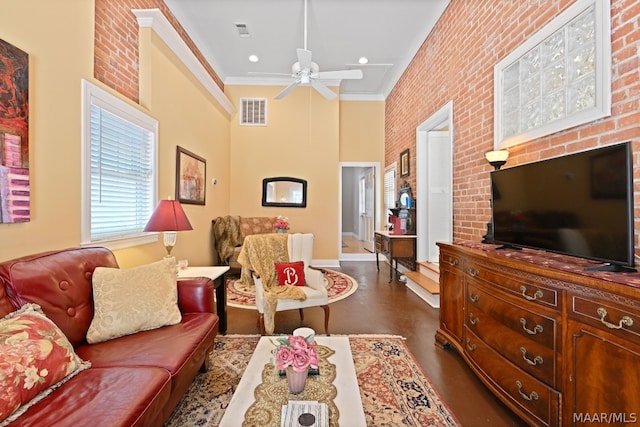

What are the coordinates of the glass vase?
(286, 366, 308, 394)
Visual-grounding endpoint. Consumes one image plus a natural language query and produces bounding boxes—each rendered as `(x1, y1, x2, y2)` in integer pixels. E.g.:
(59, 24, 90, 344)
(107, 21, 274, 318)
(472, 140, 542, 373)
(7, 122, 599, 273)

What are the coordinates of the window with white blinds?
(383, 166, 396, 219)
(81, 80, 158, 248)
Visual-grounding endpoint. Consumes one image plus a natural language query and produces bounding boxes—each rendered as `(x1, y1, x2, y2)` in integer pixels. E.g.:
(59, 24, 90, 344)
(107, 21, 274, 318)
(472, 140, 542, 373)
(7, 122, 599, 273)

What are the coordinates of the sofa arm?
(177, 277, 215, 314)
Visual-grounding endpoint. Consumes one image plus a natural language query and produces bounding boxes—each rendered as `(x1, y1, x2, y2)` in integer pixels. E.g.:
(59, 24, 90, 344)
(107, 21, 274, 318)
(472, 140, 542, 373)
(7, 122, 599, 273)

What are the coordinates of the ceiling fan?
(254, 0, 363, 100)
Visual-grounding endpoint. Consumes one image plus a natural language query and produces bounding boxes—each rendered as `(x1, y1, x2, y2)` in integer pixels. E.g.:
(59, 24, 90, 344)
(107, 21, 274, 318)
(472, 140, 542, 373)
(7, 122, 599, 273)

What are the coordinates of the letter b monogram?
(283, 266, 300, 285)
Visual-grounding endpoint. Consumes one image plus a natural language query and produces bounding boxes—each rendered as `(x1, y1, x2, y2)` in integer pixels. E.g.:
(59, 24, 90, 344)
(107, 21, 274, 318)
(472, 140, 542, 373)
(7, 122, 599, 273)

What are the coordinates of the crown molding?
(133, 8, 235, 115)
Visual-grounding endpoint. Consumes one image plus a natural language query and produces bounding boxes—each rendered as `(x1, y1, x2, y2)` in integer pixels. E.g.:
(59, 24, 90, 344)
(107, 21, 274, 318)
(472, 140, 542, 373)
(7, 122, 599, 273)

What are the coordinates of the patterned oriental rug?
(165, 335, 459, 427)
(226, 269, 358, 309)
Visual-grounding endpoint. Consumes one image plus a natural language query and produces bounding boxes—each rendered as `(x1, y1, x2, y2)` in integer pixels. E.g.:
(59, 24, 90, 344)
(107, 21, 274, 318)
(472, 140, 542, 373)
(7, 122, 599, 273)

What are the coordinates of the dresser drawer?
(374, 233, 389, 254)
(464, 327, 561, 427)
(439, 248, 462, 272)
(570, 293, 640, 341)
(465, 260, 559, 310)
(466, 284, 557, 386)
(467, 280, 557, 349)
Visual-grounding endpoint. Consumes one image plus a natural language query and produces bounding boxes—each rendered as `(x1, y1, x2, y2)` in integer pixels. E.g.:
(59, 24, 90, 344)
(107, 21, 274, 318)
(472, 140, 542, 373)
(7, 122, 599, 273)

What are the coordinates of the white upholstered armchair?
(253, 233, 329, 335)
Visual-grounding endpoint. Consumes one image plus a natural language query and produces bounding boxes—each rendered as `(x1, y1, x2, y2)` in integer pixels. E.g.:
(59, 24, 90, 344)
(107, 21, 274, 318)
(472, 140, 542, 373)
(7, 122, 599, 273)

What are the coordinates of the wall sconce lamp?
(485, 150, 510, 170)
(143, 198, 193, 258)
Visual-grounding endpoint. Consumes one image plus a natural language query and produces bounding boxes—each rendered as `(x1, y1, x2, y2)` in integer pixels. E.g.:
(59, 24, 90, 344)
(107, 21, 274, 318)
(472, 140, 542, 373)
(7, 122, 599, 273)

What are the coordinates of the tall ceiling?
(164, 0, 450, 100)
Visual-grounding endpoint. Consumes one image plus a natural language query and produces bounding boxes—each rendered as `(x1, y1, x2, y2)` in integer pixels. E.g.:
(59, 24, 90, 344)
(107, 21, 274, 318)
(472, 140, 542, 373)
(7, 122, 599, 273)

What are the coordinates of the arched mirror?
(262, 177, 307, 208)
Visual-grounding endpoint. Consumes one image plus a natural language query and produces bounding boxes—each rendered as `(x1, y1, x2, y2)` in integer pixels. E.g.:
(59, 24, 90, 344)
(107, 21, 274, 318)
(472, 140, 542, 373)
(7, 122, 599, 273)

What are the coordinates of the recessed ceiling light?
(249, 54, 259, 63)
(358, 57, 369, 65)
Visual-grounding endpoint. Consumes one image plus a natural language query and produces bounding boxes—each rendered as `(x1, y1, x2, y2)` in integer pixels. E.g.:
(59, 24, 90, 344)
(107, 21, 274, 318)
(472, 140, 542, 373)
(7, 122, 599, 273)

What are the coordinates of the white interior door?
(359, 168, 375, 252)
(427, 131, 452, 262)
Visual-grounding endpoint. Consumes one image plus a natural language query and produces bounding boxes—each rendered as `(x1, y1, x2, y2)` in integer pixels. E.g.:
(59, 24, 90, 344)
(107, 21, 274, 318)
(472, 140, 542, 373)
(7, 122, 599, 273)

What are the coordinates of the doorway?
(339, 162, 380, 261)
(416, 101, 454, 263)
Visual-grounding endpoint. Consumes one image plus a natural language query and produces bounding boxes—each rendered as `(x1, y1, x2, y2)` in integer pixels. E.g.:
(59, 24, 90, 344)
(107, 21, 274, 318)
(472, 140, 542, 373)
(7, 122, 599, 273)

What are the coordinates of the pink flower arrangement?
(273, 216, 290, 232)
(273, 335, 319, 373)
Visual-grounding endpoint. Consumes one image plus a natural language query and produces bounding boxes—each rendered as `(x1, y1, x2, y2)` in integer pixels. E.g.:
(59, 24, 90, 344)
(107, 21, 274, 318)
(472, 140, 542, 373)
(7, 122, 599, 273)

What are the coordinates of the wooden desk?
(374, 231, 416, 282)
(177, 266, 229, 334)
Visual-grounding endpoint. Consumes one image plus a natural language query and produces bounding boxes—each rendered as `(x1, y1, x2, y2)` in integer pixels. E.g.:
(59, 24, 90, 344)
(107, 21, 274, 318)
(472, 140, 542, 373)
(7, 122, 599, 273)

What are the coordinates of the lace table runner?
(242, 344, 339, 426)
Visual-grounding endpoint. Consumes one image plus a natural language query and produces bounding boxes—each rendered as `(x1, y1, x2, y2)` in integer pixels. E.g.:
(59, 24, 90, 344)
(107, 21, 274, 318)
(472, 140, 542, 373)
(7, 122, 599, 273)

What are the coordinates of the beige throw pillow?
(86, 258, 181, 344)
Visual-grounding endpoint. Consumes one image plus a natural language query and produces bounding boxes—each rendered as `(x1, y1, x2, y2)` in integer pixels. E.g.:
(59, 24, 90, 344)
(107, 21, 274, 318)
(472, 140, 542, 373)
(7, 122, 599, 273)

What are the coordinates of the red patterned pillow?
(275, 261, 306, 286)
(0, 304, 91, 424)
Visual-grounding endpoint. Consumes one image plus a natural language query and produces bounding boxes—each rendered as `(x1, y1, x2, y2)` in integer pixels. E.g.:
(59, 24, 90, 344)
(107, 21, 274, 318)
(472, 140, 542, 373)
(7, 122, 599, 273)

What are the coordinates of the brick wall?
(94, 0, 223, 103)
(386, 0, 640, 247)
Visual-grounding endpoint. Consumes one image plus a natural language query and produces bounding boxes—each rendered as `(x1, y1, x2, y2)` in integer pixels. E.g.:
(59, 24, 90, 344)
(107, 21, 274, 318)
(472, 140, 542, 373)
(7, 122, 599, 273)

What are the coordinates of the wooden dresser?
(437, 242, 640, 427)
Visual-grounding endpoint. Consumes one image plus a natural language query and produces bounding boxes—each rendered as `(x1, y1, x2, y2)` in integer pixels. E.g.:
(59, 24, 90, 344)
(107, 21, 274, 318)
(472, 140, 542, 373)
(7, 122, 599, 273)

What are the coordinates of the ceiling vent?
(240, 98, 267, 126)
(235, 23, 250, 37)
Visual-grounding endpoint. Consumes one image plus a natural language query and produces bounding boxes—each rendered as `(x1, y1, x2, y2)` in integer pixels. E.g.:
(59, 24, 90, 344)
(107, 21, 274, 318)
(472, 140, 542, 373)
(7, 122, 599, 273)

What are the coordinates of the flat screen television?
(490, 142, 635, 271)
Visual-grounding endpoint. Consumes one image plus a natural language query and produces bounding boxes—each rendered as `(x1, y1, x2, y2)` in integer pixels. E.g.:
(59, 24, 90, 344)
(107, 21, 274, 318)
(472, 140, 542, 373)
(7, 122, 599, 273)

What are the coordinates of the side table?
(374, 231, 416, 283)
(178, 266, 229, 334)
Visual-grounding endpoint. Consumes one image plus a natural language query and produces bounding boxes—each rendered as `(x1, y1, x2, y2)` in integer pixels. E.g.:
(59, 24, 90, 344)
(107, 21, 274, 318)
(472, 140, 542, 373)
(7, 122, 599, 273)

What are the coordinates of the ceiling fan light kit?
(260, 0, 363, 100)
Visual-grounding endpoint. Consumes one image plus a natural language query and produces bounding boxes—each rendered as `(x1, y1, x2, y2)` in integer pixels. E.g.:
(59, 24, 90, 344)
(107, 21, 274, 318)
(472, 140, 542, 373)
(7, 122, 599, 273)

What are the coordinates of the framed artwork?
(176, 146, 206, 205)
(400, 149, 410, 177)
(0, 39, 29, 223)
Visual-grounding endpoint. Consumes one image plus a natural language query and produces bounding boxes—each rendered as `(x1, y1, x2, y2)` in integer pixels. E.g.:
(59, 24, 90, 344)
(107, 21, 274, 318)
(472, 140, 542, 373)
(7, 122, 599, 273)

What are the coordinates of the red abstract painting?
(0, 39, 29, 223)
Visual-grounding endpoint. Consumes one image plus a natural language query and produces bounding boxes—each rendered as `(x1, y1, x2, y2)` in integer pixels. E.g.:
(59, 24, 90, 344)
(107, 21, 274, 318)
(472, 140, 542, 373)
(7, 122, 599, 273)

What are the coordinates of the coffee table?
(220, 336, 366, 426)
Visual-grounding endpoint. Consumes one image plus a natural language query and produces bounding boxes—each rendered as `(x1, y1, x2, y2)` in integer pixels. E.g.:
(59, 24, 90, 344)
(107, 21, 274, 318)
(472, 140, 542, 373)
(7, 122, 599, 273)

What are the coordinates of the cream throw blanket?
(236, 233, 306, 334)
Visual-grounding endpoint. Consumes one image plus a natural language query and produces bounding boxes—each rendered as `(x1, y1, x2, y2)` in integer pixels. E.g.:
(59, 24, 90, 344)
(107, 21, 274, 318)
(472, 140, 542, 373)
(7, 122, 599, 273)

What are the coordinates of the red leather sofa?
(0, 247, 218, 426)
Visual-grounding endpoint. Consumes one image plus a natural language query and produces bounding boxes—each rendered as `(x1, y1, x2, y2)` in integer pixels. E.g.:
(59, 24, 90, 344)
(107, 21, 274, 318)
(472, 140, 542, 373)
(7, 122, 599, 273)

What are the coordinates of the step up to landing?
(416, 261, 439, 282)
(404, 270, 440, 308)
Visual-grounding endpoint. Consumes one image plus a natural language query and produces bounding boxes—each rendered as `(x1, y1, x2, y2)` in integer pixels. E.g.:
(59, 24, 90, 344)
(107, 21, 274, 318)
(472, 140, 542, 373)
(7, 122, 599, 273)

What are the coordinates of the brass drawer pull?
(520, 318, 543, 335)
(597, 307, 634, 330)
(520, 347, 543, 366)
(466, 338, 476, 351)
(516, 380, 539, 401)
(467, 268, 479, 277)
(468, 313, 480, 325)
(468, 292, 479, 303)
(520, 285, 543, 301)
(448, 257, 459, 266)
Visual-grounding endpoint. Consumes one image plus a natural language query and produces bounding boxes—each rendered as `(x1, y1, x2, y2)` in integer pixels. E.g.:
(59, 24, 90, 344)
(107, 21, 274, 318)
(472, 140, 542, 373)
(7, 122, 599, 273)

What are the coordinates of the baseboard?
(312, 259, 341, 268)
(340, 253, 377, 262)
(341, 232, 358, 239)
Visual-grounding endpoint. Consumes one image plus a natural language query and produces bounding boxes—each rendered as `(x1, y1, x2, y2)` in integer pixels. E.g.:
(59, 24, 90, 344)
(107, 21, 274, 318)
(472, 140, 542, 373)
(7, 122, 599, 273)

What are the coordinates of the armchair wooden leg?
(322, 305, 330, 335)
(298, 308, 304, 321)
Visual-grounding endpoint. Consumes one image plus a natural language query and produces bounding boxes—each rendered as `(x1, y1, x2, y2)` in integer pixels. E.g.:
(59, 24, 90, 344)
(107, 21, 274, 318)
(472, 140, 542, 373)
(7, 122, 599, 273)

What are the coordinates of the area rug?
(226, 269, 358, 309)
(165, 335, 459, 426)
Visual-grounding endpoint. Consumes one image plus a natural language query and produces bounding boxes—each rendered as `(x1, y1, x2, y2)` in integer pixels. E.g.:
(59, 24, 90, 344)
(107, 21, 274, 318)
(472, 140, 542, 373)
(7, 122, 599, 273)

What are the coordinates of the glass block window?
(494, 0, 610, 149)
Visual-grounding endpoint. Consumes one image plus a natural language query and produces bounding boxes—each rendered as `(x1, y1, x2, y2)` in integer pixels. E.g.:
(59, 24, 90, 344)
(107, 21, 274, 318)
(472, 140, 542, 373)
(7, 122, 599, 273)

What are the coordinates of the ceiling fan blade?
(310, 80, 337, 100)
(315, 69, 363, 80)
(296, 48, 313, 70)
(274, 80, 300, 99)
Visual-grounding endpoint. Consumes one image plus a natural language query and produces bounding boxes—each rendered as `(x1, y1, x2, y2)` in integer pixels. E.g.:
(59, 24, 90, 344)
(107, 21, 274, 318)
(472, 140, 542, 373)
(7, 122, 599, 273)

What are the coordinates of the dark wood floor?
(224, 261, 524, 427)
